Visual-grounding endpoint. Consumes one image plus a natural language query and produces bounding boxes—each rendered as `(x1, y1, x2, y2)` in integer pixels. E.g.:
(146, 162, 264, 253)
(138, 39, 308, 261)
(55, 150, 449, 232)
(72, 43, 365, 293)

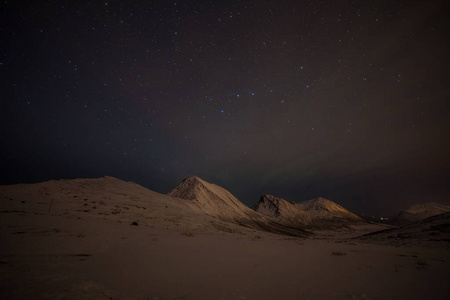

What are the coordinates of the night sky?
(1, 0, 449, 216)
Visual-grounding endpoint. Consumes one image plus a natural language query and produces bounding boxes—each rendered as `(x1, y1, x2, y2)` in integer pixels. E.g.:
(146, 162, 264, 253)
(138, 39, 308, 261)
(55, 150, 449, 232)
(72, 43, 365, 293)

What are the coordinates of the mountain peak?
(308, 197, 334, 205)
(168, 177, 257, 219)
(168, 179, 309, 237)
(181, 176, 205, 184)
(256, 194, 283, 217)
(168, 176, 208, 201)
(260, 194, 284, 205)
(255, 194, 311, 224)
(295, 197, 363, 222)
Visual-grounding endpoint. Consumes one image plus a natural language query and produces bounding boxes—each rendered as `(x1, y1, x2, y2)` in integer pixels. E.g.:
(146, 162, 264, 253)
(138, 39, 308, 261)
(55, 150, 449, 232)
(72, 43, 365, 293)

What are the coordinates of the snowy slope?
(391, 203, 450, 225)
(1, 178, 449, 299)
(254, 195, 362, 227)
(358, 212, 450, 246)
(168, 177, 310, 236)
(168, 176, 257, 219)
(0, 176, 309, 237)
(255, 194, 311, 225)
(295, 197, 363, 223)
(0, 176, 206, 230)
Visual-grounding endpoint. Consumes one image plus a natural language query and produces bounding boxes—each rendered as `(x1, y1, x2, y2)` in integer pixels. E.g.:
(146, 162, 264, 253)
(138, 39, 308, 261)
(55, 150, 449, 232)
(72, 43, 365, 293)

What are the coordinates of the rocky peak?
(255, 194, 283, 217)
(168, 176, 208, 200)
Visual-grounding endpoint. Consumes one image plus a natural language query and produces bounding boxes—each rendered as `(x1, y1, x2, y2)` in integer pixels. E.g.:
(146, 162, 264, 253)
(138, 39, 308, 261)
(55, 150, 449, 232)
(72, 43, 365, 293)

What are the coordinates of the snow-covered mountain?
(390, 202, 450, 225)
(0, 176, 309, 237)
(254, 194, 311, 225)
(168, 176, 309, 236)
(0, 176, 207, 230)
(295, 197, 363, 223)
(254, 195, 363, 227)
(167, 176, 259, 220)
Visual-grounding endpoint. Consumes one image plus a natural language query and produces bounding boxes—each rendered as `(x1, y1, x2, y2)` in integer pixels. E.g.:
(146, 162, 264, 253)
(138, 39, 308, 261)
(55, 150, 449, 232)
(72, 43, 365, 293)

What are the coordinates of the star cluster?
(1, 0, 449, 215)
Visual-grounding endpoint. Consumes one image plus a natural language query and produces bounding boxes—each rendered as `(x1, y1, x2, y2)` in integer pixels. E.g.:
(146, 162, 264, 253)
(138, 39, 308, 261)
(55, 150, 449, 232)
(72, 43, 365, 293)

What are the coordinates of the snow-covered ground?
(358, 211, 450, 247)
(1, 177, 449, 299)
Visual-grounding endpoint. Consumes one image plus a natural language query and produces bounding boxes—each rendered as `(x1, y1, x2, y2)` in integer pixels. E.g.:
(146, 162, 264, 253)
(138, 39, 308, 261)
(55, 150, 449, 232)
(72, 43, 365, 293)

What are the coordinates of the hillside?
(358, 212, 450, 246)
(255, 194, 363, 227)
(168, 176, 256, 220)
(0, 176, 210, 232)
(168, 176, 309, 236)
(390, 202, 450, 225)
(295, 197, 363, 223)
(0, 176, 311, 237)
(1, 177, 448, 299)
(255, 194, 311, 225)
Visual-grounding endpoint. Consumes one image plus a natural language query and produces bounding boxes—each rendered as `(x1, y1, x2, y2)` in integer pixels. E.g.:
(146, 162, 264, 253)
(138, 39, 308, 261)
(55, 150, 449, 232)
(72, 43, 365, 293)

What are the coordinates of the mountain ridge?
(295, 197, 363, 222)
(168, 176, 310, 236)
(255, 194, 364, 227)
(167, 176, 257, 220)
(255, 194, 311, 225)
(390, 202, 450, 225)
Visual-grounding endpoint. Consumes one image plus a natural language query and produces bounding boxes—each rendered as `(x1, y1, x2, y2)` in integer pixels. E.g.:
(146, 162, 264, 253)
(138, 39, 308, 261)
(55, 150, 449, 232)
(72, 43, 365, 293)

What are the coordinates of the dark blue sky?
(1, 0, 449, 216)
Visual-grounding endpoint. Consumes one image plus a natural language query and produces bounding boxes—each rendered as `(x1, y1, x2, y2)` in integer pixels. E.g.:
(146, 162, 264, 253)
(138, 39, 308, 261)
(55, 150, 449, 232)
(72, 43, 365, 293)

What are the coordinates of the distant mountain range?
(254, 194, 311, 225)
(167, 176, 310, 236)
(2, 176, 449, 299)
(255, 194, 363, 227)
(169, 177, 364, 229)
(390, 202, 450, 226)
(2, 175, 447, 239)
